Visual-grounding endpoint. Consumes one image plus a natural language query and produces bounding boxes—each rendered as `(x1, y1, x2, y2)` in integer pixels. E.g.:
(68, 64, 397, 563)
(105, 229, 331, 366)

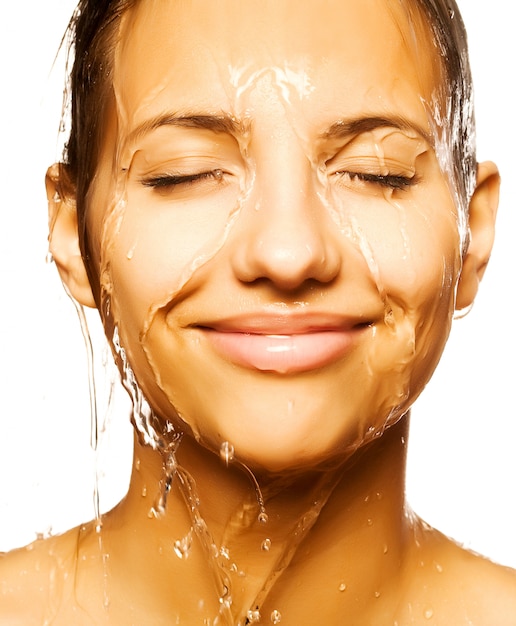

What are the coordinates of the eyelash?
(140, 168, 418, 193)
(335, 171, 419, 191)
(141, 169, 225, 189)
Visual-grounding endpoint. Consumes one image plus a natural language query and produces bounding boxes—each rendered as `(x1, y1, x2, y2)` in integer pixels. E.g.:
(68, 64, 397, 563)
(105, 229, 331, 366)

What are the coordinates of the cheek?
(344, 188, 461, 307)
(345, 188, 462, 389)
(99, 182, 242, 333)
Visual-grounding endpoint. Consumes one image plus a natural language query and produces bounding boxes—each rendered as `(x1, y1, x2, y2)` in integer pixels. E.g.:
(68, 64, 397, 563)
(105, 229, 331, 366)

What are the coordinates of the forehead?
(114, 0, 439, 134)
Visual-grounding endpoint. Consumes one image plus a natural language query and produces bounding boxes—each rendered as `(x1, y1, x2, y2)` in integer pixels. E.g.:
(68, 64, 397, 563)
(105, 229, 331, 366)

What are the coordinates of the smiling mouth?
(199, 325, 370, 374)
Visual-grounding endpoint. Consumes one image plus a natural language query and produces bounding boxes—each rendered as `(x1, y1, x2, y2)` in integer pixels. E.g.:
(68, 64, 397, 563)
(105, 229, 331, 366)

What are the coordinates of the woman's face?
(86, 0, 461, 472)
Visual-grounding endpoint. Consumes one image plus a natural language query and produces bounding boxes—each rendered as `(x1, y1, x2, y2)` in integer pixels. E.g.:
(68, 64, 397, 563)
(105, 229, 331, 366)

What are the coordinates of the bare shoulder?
(443, 543, 516, 624)
(402, 520, 516, 625)
(0, 526, 96, 626)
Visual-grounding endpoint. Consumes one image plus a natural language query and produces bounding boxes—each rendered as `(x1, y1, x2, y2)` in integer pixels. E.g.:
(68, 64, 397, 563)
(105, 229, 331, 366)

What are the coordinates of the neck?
(105, 416, 412, 624)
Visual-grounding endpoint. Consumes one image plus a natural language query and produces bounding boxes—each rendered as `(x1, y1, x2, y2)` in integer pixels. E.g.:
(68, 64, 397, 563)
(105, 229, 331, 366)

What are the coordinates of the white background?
(0, 1, 514, 569)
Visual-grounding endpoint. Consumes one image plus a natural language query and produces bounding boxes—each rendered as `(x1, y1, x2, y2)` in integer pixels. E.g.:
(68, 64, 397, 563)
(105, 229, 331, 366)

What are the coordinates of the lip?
(196, 313, 371, 374)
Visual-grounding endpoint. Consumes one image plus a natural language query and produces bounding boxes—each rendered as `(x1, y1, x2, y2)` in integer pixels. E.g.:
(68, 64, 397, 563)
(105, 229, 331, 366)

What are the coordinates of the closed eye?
(335, 171, 419, 191)
(141, 169, 226, 190)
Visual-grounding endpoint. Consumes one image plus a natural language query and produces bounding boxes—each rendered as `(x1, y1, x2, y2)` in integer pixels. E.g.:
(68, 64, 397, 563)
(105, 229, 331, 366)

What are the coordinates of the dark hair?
(63, 0, 137, 298)
(62, 0, 475, 294)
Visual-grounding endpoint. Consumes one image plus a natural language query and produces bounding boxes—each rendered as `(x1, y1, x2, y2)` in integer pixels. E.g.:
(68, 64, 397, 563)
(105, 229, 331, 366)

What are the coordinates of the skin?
(1, 0, 515, 624)
(84, 0, 459, 471)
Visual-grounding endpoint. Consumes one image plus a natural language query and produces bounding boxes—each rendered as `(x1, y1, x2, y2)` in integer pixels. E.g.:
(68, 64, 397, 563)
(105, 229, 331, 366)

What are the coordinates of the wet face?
(85, 0, 461, 472)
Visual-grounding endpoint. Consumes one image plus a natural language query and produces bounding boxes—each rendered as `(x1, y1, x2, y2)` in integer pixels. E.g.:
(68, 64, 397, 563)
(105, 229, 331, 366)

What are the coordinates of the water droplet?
(374, 590, 381, 598)
(219, 595, 233, 612)
(247, 609, 261, 623)
(173, 532, 193, 560)
(338, 582, 347, 592)
(367, 518, 373, 526)
(258, 511, 269, 524)
(141, 486, 147, 497)
(424, 608, 434, 620)
(219, 441, 235, 466)
(220, 545, 230, 560)
(383, 544, 389, 555)
(45, 250, 54, 264)
(434, 562, 443, 573)
(95, 523, 102, 534)
(270, 609, 282, 623)
(261, 538, 272, 552)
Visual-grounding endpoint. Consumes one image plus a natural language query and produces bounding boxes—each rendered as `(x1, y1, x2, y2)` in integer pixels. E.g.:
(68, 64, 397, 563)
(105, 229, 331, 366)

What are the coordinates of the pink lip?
(198, 314, 370, 374)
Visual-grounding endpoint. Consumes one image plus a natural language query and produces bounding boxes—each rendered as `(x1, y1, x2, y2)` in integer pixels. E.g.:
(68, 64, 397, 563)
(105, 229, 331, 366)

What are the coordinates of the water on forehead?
(115, 0, 437, 130)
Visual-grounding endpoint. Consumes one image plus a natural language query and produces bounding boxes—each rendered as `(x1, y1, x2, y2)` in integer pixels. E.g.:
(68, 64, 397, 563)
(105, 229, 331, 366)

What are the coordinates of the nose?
(231, 159, 342, 291)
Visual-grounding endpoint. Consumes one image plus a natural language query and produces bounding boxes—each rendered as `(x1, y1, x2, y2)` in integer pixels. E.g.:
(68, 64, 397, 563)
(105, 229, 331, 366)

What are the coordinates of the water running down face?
(71, 0, 487, 473)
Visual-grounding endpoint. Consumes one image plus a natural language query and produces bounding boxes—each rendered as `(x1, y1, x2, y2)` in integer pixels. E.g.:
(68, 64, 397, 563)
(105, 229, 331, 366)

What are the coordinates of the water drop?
(367, 518, 373, 526)
(374, 591, 381, 598)
(173, 533, 192, 560)
(434, 562, 443, 573)
(270, 609, 282, 623)
(247, 609, 261, 623)
(338, 582, 347, 592)
(45, 250, 54, 264)
(219, 441, 235, 466)
(141, 486, 147, 497)
(261, 538, 272, 552)
(220, 545, 230, 560)
(424, 608, 434, 620)
(258, 511, 269, 524)
(383, 544, 389, 555)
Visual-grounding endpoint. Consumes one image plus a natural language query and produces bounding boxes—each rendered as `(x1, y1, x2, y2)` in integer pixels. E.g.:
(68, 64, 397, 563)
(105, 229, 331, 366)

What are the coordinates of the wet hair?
(62, 0, 475, 294)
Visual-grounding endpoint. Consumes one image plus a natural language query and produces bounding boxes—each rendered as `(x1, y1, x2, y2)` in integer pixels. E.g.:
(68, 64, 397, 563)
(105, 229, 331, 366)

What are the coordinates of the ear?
(46, 164, 96, 308)
(455, 161, 500, 311)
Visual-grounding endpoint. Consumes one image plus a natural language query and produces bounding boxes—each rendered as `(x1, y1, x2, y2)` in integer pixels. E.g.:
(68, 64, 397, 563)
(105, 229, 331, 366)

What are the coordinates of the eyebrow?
(322, 116, 432, 145)
(127, 112, 247, 144)
(127, 112, 432, 145)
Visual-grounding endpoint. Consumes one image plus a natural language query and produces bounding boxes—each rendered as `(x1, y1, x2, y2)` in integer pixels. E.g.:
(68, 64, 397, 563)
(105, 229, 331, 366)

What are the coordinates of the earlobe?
(455, 161, 500, 312)
(46, 164, 96, 308)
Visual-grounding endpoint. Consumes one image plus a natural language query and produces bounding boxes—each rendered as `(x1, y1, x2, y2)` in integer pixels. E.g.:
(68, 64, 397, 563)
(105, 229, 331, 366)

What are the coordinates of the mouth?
(196, 314, 372, 374)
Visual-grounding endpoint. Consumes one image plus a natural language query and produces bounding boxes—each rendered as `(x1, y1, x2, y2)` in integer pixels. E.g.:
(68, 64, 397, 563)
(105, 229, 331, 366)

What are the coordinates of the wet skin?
(2, 0, 515, 624)
(87, 0, 460, 472)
